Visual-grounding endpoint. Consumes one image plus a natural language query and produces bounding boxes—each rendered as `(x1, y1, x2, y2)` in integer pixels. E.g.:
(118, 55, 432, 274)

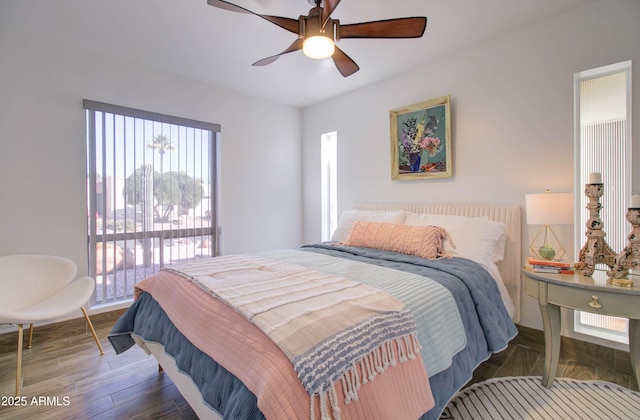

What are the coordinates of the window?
(573, 61, 632, 343)
(321, 131, 338, 241)
(84, 100, 220, 307)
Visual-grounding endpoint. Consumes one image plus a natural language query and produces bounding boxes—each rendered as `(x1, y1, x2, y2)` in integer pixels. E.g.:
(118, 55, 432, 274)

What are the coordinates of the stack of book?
(526, 257, 574, 274)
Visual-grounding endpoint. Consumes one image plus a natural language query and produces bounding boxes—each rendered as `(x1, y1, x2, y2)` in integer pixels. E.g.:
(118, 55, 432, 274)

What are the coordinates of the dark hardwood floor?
(0, 311, 637, 419)
(469, 325, 638, 392)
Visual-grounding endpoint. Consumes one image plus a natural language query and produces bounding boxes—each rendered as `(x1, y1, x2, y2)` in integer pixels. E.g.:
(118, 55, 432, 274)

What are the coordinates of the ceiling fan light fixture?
(303, 35, 335, 59)
(207, 0, 427, 77)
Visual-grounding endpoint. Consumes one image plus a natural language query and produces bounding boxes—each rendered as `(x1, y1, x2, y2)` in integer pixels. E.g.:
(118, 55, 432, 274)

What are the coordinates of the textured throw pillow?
(331, 210, 407, 242)
(341, 221, 453, 260)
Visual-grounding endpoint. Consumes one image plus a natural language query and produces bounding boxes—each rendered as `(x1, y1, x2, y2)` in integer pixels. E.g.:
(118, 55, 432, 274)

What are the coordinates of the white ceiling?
(5, 0, 596, 107)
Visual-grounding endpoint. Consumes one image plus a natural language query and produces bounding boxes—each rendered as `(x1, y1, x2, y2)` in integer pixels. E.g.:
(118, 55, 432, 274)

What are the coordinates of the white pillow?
(331, 210, 406, 242)
(492, 232, 508, 263)
(404, 212, 506, 265)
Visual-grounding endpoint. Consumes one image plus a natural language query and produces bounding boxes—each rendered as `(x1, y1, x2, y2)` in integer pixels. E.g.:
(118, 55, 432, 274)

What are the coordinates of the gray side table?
(523, 268, 640, 388)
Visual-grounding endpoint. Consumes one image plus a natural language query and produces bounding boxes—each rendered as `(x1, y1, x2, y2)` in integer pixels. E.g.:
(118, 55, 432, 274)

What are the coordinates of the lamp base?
(529, 225, 566, 261)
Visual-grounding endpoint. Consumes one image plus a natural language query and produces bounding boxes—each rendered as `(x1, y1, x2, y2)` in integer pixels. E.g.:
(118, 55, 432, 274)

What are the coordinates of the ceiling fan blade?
(207, 0, 299, 34)
(260, 15, 300, 34)
(206, 0, 252, 14)
(321, 0, 342, 28)
(332, 46, 359, 77)
(252, 39, 304, 66)
(339, 17, 427, 39)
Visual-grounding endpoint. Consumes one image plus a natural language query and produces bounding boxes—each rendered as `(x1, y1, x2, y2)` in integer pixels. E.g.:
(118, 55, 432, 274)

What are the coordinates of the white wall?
(0, 17, 303, 281)
(302, 0, 640, 349)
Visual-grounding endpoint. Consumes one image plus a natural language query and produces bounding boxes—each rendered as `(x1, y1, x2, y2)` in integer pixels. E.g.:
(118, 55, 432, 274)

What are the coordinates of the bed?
(109, 203, 521, 419)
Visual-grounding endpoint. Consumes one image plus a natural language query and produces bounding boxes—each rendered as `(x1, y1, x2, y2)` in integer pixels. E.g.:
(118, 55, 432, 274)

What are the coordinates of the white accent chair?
(0, 255, 104, 396)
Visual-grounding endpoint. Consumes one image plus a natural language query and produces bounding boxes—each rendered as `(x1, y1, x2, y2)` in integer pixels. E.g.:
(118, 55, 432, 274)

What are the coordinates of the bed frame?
(144, 340, 223, 419)
(143, 202, 522, 419)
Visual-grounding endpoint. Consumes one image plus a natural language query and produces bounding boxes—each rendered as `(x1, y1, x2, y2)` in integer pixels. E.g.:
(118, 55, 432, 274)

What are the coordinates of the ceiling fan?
(207, 0, 427, 77)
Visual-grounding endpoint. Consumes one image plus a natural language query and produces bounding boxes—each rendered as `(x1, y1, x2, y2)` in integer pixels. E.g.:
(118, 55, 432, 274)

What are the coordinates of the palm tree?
(146, 134, 175, 174)
(146, 134, 176, 221)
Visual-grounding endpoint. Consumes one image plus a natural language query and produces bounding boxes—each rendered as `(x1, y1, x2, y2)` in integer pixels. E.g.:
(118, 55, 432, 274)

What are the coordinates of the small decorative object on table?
(606, 195, 640, 287)
(574, 172, 617, 276)
(526, 257, 574, 274)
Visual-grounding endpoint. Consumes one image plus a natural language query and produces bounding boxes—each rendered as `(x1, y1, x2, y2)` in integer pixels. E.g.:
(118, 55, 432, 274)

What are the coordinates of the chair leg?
(81, 306, 104, 355)
(16, 324, 23, 397)
(27, 323, 34, 349)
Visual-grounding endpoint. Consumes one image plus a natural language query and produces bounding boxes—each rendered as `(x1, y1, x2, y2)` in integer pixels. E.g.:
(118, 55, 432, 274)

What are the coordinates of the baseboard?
(0, 309, 127, 353)
(0, 303, 130, 335)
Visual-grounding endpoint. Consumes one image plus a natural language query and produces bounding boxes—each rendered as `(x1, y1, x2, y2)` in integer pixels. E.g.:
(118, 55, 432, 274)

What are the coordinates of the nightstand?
(523, 268, 640, 388)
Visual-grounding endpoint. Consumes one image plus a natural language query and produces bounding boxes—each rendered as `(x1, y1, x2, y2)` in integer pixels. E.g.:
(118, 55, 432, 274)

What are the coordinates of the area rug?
(440, 376, 640, 419)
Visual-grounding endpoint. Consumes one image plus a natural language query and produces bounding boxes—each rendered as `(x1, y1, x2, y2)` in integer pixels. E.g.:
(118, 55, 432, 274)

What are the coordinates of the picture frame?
(390, 95, 452, 180)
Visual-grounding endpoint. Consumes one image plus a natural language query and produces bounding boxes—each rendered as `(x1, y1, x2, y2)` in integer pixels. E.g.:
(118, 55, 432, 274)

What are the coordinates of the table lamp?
(525, 190, 574, 260)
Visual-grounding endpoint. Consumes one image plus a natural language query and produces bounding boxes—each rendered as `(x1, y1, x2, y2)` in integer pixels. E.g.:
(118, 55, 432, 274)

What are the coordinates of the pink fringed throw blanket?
(164, 254, 424, 420)
(135, 270, 434, 420)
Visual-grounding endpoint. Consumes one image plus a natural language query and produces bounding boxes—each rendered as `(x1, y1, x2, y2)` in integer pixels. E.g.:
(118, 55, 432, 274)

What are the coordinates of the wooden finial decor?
(574, 177, 617, 276)
(606, 203, 640, 287)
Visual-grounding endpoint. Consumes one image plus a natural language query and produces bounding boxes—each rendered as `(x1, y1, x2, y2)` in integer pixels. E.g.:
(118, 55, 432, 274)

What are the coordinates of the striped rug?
(441, 376, 640, 419)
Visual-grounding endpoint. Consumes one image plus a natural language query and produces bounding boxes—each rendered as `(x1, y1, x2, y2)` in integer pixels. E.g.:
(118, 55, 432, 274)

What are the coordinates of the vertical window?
(84, 100, 220, 307)
(573, 61, 632, 343)
(321, 131, 338, 241)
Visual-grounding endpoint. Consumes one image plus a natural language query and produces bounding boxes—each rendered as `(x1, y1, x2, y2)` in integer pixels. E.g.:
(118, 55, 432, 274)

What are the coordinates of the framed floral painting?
(390, 95, 452, 180)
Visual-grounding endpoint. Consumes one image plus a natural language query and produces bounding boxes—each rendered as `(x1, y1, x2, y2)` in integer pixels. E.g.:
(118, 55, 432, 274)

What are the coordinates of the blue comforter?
(109, 244, 517, 419)
(302, 244, 517, 419)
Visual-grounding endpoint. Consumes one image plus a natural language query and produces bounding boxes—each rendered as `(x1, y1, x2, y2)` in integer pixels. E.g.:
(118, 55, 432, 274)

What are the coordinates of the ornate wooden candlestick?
(606, 207, 640, 287)
(574, 182, 617, 276)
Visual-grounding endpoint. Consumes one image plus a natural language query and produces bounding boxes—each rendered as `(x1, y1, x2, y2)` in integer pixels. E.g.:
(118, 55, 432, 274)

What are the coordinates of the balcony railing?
(90, 225, 216, 305)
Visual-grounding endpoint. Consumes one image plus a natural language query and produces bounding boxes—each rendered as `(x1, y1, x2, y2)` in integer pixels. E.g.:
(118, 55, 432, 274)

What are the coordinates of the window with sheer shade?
(573, 61, 632, 343)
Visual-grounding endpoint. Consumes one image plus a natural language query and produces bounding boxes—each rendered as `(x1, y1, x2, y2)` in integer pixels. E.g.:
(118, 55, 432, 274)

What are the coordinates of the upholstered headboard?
(353, 203, 522, 323)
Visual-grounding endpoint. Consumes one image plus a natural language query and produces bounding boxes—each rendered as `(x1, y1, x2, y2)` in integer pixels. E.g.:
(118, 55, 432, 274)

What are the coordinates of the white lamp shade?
(525, 192, 573, 225)
(303, 35, 335, 59)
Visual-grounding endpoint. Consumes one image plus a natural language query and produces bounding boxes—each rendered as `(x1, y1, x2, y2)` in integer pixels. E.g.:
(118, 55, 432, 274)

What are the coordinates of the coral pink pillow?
(341, 221, 454, 260)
